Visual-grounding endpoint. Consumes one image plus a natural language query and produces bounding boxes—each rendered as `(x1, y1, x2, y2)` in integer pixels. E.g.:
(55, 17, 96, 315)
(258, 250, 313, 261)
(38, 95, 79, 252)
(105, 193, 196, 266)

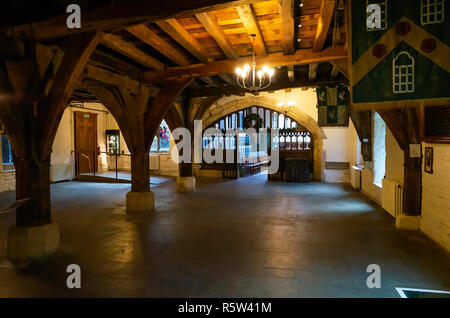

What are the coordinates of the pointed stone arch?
(202, 96, 327, 181)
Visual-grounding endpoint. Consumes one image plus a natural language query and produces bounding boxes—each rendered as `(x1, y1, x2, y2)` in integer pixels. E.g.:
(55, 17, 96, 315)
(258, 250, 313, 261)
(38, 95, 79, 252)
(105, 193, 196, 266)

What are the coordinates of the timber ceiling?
(1, 0, 348, 102)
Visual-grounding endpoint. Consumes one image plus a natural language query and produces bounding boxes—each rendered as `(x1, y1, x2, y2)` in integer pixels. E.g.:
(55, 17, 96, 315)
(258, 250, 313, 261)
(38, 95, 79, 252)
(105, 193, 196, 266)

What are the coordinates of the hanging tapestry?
(350, 0, 450, 110)
(316, 86, 349, 126)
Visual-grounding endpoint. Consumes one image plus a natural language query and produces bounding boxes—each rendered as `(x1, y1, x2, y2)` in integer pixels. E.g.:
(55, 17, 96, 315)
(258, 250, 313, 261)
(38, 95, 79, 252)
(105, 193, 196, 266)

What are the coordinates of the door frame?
(74, 111, 98, 175)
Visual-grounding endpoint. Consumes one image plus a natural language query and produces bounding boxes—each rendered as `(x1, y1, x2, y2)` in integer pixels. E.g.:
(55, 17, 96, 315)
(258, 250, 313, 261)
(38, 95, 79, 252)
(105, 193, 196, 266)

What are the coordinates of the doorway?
(74, 111, 98, 174)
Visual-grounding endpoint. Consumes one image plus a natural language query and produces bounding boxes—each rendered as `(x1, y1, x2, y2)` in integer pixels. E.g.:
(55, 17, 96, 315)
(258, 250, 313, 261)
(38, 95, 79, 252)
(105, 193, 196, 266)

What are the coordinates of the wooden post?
(131, 146, 150, 192)
(378, 108, 422, 216)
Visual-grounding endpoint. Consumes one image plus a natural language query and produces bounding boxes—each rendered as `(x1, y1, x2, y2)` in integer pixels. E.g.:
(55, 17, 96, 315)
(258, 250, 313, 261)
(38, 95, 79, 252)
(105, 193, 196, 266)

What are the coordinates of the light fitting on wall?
(235, 34, 275, 91)
(277, 91, 295, 116)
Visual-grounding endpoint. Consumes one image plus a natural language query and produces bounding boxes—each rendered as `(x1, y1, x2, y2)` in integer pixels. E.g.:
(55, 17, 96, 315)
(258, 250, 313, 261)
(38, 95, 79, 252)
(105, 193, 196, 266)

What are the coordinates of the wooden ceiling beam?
(156, 19, 214, 64)
(84, 64, 140, 94)
(143, 46, 347, 82)
(126, 24, 190, 66)
(308, 62, 319, 81)
(218, 73, 235, 84)
(287, 65, 295, 83)
(236, 4, 267, 57)
(195, 12, 239, 60)
(330, 58, 349, 79)
(278, 0, 295, 55)
(313, 0, 336, 52)
(198, 76, 221, 87)
(101, 33, 165, 71)
(4, 0, 267, 40)
(188, 77, 347, 97)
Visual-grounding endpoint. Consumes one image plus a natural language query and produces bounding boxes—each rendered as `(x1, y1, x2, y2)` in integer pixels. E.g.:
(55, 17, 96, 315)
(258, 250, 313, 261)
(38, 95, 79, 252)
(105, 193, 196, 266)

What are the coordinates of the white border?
(395, 287, 450, 298)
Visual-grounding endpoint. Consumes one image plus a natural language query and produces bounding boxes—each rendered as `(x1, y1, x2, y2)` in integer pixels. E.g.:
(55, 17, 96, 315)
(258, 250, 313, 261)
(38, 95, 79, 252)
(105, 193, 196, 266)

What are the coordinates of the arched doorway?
(203, 105, 314, 180)
(201, 96, 326, 181)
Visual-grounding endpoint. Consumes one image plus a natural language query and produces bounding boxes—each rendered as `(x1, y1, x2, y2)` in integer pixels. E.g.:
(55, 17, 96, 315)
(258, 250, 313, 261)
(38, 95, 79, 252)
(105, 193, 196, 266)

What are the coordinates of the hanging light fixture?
(235, 34, 275, 91)
(277, 90, 295, 116)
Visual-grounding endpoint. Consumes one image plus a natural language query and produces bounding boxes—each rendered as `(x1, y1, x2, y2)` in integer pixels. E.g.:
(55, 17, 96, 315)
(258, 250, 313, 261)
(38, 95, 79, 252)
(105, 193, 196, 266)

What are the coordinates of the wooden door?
(74, 112, 98, 174)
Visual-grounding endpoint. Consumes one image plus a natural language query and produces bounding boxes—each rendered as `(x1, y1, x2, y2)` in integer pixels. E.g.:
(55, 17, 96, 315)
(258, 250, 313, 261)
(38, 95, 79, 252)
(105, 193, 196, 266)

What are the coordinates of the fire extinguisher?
(96, 145, 101, 156)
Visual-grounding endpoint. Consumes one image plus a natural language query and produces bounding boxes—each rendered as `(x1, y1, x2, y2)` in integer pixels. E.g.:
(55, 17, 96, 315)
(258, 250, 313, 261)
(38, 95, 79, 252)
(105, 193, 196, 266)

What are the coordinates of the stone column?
(177, 162, 195, 193)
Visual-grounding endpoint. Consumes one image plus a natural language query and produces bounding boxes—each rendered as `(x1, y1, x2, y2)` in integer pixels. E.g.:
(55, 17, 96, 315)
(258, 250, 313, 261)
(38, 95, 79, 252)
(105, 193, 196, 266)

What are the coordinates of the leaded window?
(393, 51, 415, 94)
(421, 0, 444, 25)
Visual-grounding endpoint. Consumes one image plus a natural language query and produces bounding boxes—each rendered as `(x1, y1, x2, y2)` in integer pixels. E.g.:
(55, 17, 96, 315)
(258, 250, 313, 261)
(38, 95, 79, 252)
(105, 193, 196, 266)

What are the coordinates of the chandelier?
(235, 34, 275, 91)
(277, 91, 295, 116)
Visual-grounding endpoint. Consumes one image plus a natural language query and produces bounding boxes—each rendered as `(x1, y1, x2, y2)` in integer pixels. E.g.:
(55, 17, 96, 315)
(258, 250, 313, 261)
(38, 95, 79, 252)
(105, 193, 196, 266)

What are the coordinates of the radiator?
(350, 165, 362, 190)
(382, 179, 403, 217)
(50, 163, 73, 182)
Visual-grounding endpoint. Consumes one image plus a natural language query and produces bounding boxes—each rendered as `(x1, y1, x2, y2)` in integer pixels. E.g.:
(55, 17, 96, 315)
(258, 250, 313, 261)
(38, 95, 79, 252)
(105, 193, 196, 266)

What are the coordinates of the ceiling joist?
(4, 0, 268, 40)
(126, 24, 191, 66)
(313, 0, 336, 52)
(195, 12, 239, 60)
(189, 77, 347, 97)
(278, 0, 295, 55)
(236, 4, 267, 57)
(101, 33, 165, 71)
(143, 46, 348, 82)
(156, 18, 214, 64)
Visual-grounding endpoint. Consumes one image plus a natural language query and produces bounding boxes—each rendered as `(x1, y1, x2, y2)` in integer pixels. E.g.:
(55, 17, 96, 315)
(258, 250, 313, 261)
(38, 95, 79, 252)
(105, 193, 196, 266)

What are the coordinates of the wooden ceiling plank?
(313, 0, 336, 52)
(101, 33, 165, 71)
(156, 19, 214, 64)
(195, 12, 239, 60)
(126, 24, 191, 66)
(235, 4, 267, 57)
(278, 0, 295, 55)
(5, 0, 269, 40)
(143, 46, 347, 82)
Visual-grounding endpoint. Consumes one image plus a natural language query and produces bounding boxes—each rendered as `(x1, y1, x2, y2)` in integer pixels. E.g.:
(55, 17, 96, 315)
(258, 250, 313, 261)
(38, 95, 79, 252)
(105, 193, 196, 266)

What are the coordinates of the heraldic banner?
(350, 0, 450, 110)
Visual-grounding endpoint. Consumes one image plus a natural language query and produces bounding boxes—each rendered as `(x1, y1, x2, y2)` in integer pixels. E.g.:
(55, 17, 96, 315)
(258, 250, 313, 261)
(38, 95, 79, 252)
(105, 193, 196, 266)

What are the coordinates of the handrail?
(79, 152, 91, 172)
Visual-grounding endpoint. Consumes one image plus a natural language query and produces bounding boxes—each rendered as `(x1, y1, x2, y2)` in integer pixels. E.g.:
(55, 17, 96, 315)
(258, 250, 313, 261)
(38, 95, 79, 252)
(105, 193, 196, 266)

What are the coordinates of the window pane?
(1, 135, 13, 164)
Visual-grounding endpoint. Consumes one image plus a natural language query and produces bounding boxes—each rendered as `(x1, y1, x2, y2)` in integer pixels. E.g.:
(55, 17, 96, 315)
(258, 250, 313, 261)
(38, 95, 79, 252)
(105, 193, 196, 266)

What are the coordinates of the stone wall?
(0, 170, 15, 193)
(420, 142, 450, 252)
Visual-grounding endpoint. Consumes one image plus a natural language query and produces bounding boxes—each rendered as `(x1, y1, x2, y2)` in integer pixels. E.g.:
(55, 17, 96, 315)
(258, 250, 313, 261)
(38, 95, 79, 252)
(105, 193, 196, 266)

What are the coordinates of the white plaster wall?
(0, 170, 15, 192)
(421, 142, 450, 252)
(51, 103, 109, 179)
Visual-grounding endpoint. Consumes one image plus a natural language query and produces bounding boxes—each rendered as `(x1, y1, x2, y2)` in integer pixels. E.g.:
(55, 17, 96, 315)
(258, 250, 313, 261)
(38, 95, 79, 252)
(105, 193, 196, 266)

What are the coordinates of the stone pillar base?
(177, 176, 196, 193)
(7, 222, 60, 264)
(126, 191, 155, 213)
(396, 215, 420, 230)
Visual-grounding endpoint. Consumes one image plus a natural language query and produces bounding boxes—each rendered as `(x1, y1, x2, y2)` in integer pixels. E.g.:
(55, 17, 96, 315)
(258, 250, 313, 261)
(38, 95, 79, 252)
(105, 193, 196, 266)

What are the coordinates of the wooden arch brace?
(0, 31, 101, 227)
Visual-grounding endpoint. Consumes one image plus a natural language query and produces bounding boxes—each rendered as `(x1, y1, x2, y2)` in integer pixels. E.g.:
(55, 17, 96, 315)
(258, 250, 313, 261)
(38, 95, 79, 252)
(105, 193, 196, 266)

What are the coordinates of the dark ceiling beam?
(313, 0, 336, 52)
(156, 18, 214, 64)
(188, 77, 347, 97)
(287, 65, 295, 83)
(195, 12, 239, 60)
(101, 33, 165, 71)
(83, 64, 159, 96)
(236, 4, 267, 57)
(142, 46, 348, 82)
(278, 0, 295, 55)
(308, 63, 319, 81)
(4, 0, 268, 40)
(126, 24, 191, 66)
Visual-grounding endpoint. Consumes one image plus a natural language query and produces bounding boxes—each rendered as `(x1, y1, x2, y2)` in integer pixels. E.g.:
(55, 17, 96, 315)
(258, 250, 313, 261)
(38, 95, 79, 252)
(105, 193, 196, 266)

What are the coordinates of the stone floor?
(0, 174, 449, 297)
